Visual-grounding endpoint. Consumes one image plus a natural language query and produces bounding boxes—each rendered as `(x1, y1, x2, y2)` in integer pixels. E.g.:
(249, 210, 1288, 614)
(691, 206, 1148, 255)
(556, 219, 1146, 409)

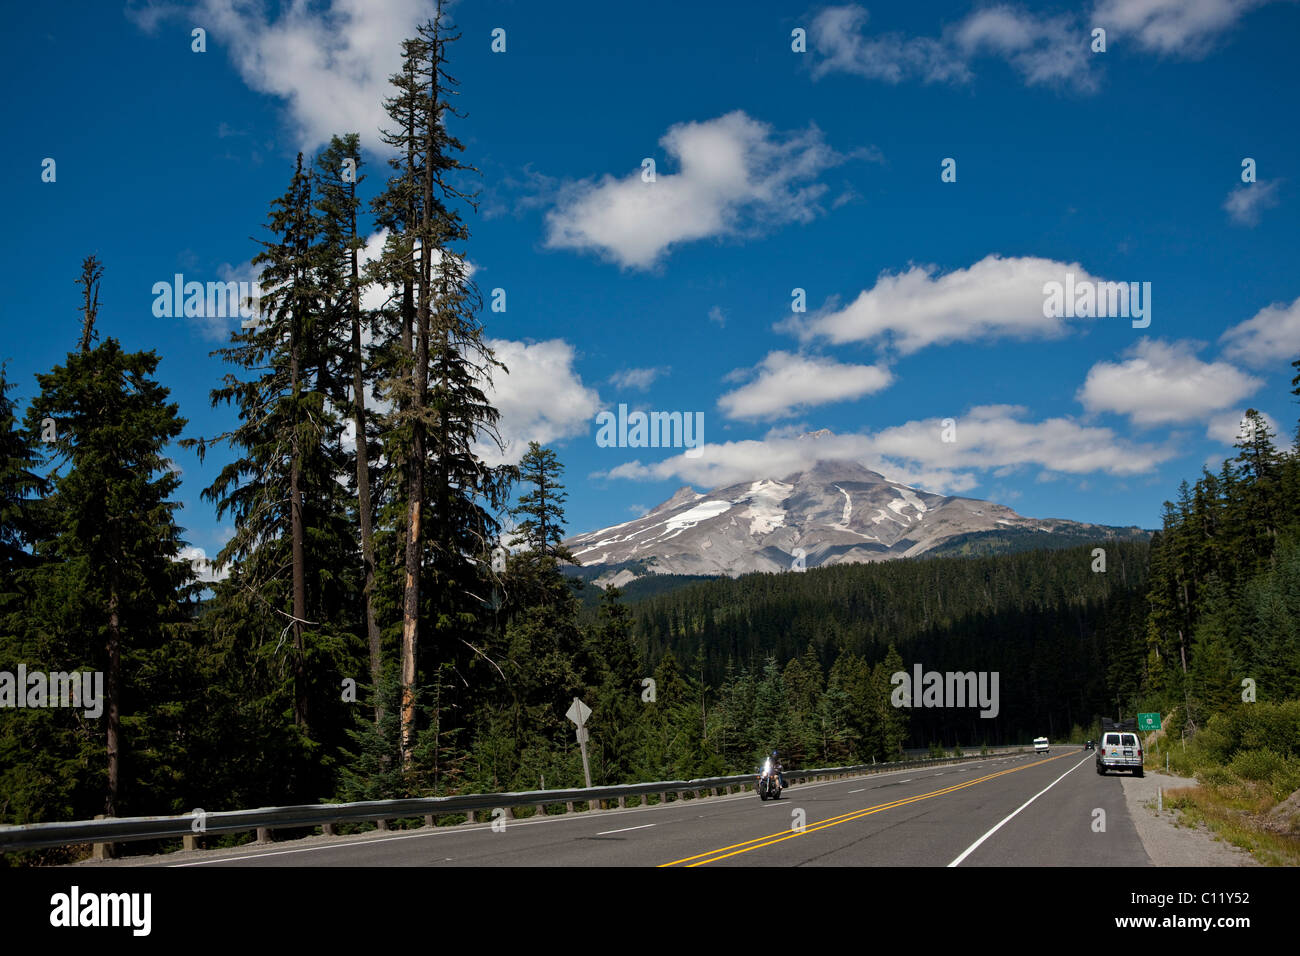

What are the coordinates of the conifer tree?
(315, 134, 386, 723)
(22, 260, 194, 817)
(370, 7, 513, 768)
(189, 153, 355, 745)
(511, 442, 574, 561)
(0, 366, 45, 609)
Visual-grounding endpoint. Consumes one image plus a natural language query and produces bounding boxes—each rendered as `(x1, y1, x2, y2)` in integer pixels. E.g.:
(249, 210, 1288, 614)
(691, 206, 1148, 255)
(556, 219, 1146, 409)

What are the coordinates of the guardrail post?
(256, 827, 272, 844)
(91, 815, 115, 860)
(183, 834, 198, 852)
(617, 796, 625, 809)
(376, 819, 389, 831)
(425, 814, 435, 828)
(465, 810, 476, 824)
(322, 823, 337, 836)
(658, 792, 667, 804)
(565, 801, 575, 814)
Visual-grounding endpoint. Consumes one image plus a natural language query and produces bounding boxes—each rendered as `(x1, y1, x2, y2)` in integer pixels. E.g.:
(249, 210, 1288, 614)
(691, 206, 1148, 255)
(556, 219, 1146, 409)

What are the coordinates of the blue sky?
(4, 0, 1299, 576)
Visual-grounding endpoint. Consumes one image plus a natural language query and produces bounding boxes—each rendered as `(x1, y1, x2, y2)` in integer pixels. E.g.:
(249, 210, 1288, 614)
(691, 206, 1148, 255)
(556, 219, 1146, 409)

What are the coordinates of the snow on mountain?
(565, 456, 1144, 583)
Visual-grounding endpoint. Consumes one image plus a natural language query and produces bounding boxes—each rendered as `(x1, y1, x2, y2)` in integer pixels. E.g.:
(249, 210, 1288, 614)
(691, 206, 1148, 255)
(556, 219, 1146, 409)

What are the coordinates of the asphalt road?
(132, 748, 1152, 867)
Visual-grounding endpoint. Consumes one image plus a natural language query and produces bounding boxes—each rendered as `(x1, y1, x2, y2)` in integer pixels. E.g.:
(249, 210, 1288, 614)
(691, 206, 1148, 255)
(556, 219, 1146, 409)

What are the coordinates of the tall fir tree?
(315, 134, 386, 724)
(20, 260, 195, 818)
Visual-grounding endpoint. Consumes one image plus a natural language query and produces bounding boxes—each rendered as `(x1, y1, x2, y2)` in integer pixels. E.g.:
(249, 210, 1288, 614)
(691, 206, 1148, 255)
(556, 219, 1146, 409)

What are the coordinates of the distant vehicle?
(1033, 736, 1049, 754)
(1084, 739, 1094, 751)
(1096, 731, 1143, 777)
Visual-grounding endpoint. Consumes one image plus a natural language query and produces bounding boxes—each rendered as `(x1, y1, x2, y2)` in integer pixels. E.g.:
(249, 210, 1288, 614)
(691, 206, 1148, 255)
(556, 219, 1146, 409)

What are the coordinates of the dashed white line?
(596, 823, 656, 836)
(848, 788, 866, 794)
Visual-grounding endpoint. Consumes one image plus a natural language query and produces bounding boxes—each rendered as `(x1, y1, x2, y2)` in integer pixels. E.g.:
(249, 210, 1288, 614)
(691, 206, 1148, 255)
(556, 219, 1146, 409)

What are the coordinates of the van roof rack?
(1102, 718, 1137, 732)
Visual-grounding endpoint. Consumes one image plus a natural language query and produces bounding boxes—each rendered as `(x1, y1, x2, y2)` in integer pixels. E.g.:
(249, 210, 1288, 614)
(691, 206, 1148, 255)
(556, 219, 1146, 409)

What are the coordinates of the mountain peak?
(783, 457, 886, 484)
(651, 485, 702, 513)
(565, 457, 1145, 583)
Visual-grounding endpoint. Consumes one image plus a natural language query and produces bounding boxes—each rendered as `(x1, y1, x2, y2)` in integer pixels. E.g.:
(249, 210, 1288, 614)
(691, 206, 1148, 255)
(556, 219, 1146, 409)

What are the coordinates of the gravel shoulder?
(1119, 768, 1258, 867)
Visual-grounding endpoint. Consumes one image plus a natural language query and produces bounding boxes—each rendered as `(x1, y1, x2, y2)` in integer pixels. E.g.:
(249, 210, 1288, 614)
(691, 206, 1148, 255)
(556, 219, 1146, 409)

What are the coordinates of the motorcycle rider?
(768, 750, 787, 790)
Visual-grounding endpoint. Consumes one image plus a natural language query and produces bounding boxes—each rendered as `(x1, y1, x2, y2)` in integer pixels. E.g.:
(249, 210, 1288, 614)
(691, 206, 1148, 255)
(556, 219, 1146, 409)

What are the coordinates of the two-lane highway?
(132, 749, 1150, 867)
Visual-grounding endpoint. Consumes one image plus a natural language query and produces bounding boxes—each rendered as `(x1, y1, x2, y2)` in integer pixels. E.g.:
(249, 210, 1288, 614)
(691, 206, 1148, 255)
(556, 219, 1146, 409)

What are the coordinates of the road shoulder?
(1120, 768, 1258, 867)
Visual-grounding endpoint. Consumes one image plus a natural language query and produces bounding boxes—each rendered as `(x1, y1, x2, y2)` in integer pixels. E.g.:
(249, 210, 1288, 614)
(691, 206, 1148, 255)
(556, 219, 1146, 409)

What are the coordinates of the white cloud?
(810, 4, 1095, 91)
(596, 406, 1171, 494)
(609, 367, 669, 391)
(1092, 0, 1273, 56)
(809, 1, 1279, 92)
(718, 352, 894, 420)
(543, 111, 853, 269)
(1206, 409, 1282, 445)
(1220, 295, 1300, 366)
(475, 339, 602, 466)
(129, 0, 436, 151)
(809, 5, 970, 85)
(1077, 339, 1263, 426)
(788, 254, 1101, 353)
(180, 546, 230, 584)
(1223, 180, 1281, 226)
(954, 5, 1095, 89)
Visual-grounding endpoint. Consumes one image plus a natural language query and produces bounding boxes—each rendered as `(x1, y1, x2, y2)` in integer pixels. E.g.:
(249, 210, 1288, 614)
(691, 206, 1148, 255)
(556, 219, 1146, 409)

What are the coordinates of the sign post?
(566, 697, 593, 789)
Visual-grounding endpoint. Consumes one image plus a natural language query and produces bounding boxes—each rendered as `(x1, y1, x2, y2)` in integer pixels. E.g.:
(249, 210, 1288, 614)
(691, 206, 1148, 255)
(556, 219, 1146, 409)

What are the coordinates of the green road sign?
(1138, 712, 1161, 731)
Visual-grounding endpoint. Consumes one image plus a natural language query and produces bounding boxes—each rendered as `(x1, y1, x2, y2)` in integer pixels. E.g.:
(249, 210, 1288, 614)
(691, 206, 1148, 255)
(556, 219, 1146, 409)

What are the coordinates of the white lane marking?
(848, 788, 866, 794)
(948, 754, 1091, 867)
(596, 823, 655, 836)
(900, 779, 912, 783)
(170, 830, 439, 865)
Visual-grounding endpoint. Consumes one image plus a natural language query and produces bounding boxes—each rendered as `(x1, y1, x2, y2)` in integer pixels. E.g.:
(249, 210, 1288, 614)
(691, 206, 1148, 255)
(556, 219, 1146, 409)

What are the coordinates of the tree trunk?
(400, 30, 438, 770)
(105, 586, 120, 817)
(349, 180, 383, 725)
(290, 292, 309, 732)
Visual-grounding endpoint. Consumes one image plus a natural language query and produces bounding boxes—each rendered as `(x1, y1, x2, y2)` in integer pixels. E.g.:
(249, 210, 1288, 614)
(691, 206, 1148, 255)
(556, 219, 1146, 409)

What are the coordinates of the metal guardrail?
(0, 748, 1024, 855)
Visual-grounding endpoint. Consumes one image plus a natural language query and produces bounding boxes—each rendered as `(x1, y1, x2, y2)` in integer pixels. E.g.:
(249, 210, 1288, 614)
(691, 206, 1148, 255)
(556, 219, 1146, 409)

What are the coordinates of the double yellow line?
(659, 751, 1073, 866)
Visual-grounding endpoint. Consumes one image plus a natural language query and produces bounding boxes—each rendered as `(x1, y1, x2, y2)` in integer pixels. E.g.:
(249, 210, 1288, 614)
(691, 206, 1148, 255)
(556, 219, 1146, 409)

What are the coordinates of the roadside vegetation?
(1147, 702, 1300, 865)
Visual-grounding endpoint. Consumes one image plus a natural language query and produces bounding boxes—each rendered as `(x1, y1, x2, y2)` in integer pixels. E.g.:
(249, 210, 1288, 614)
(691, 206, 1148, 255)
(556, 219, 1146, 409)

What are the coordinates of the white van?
(1096, 731, 1143, 777)
(1033, 736, 1049, 754)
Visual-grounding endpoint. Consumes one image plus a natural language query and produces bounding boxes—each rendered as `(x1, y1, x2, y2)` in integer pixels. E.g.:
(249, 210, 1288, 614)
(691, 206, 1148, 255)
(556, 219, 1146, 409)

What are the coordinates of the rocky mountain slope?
(565, 458, 1147, 584)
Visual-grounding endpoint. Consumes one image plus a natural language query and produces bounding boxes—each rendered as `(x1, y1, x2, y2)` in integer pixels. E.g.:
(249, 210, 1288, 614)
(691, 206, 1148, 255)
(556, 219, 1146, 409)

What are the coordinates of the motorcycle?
(757, 757, 783, 801)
